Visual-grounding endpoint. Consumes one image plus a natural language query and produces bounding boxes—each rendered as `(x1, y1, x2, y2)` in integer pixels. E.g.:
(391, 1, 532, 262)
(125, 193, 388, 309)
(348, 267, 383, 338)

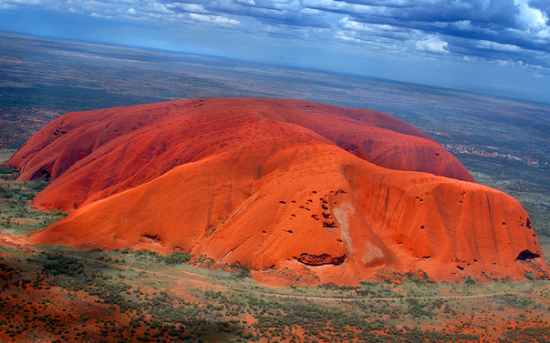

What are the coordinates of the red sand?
(7, 98, 547, 285)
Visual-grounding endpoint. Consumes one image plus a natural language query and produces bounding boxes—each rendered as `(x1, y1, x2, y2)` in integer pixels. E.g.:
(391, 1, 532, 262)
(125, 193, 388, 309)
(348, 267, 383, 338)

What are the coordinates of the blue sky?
(1, 0, 550, 103)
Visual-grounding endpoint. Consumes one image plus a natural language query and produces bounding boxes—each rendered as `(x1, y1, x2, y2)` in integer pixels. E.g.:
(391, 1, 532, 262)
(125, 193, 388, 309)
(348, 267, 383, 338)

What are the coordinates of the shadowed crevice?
(516, 249, 540, 261)
(297, 253, 346, 266)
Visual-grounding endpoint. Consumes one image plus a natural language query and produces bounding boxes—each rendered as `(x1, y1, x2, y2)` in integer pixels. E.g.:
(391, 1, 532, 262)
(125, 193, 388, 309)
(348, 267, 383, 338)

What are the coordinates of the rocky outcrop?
(8, 98, 546, 285)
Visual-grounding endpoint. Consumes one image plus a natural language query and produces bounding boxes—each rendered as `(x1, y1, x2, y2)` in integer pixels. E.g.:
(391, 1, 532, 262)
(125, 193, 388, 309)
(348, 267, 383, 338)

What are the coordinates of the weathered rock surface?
(8, 98, 546, 284)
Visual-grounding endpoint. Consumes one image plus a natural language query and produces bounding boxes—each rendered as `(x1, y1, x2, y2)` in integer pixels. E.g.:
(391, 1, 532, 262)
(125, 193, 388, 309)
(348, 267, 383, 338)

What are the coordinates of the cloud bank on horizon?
(1, 0, 550, 102)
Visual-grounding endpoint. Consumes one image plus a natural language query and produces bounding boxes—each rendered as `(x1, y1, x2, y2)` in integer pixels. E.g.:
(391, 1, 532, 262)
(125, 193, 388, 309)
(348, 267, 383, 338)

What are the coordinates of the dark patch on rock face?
(516, 249, 540, 261)
(41, 170, 51, 181)
(297, 253, 346, 266)
(143, 234, 161, 243)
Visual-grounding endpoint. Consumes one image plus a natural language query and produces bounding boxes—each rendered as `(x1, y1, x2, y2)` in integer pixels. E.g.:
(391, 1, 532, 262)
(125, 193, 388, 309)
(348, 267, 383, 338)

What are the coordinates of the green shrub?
(0, 166, 15, 174)
(165, 253, 191, 265)
(26, 181, 48, 192)
(230, 265, 251, 279)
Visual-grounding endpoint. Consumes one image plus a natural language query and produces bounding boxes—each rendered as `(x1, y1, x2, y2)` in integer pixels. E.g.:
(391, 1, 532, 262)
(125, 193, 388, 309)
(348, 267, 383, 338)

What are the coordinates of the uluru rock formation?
(7, 98, 547, 284)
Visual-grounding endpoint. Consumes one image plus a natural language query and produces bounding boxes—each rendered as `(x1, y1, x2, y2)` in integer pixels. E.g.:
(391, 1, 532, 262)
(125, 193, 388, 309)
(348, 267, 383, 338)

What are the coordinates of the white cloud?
(497, 59, 512, 67)
(303, 0, 373, 15)
(236, 0, 256, 5)
(128, 7, 136, 15)
(514, 0, 550, 38)
(148, 2, 171, 14)
(494, 59, 535, 69)
(0, 3, 15, 9)
(452, 20, 474, 31)
(477, 40, 521, 52)
(300, 7, 323, 16)
(189, 13, 240, 26)
(167, 3, 206, 13)
(340, 17, 394, 33)
(415, 35, 449, 54)
(9, 0, 41, 4)
(335, 30, 362, 43)
(514, 0, 548, 30)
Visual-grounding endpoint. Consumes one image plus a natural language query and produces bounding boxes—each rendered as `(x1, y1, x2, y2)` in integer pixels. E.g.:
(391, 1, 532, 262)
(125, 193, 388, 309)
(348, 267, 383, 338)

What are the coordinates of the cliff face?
(8, 98, 545, 284)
